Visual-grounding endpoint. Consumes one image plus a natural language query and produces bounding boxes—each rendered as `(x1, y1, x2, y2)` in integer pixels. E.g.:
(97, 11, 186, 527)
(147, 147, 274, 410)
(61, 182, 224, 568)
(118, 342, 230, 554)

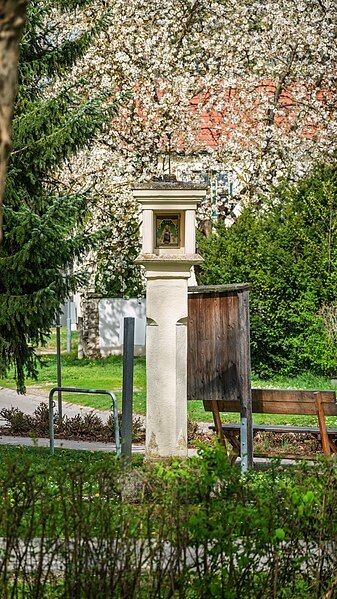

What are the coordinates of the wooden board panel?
(203, 389, 337, 416)
(187, 286, 250, 404)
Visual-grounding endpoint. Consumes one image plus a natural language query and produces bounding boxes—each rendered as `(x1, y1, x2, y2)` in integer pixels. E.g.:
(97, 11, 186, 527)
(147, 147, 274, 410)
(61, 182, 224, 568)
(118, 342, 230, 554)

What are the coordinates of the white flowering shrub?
(60, 0, 336, 296)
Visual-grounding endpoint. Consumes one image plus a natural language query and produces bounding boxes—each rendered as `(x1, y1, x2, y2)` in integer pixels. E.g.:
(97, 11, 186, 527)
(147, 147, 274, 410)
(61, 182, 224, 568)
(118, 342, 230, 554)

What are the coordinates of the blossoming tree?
(62, 0, 336, 299)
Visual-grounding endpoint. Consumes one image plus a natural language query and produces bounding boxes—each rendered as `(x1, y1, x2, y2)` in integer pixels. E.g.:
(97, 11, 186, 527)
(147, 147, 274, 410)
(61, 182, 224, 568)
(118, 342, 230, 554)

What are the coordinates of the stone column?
(185, 209, 196, 254)
(142, 209, 154, 254)
(133, 180, 206, 458)
(145, 262, 195, 457)
(80, 294, 101, 359)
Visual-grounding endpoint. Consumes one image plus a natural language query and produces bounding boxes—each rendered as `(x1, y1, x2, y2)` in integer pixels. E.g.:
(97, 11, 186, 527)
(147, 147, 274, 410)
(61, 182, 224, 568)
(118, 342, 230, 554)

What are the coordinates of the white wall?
(59, 301, 77, 331)
(98, 298, 146, 356)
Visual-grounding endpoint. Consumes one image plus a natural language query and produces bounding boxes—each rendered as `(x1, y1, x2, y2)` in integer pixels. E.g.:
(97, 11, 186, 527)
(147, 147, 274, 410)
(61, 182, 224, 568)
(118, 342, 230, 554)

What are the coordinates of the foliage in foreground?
(198, 164, 337, 377)
(0, 444, 337, 597)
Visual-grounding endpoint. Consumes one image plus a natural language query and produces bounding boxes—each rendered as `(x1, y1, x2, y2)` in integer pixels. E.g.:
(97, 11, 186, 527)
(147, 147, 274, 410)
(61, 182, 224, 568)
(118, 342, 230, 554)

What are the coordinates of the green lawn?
(0, 444, 143, 470)
(36, 329, 78, 353)
(1, 351, 147, 414)
(2, 339, 337, 426)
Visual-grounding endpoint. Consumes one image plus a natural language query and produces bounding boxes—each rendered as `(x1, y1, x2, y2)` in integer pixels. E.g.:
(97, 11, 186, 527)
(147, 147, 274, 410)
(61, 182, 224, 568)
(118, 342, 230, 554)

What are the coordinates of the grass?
(0, 444, 143, 471)
(1, 352, 147, 414)
(0, 444, 112, 468)
(36, 330, 78, 353)
(1, 336, 337, 426)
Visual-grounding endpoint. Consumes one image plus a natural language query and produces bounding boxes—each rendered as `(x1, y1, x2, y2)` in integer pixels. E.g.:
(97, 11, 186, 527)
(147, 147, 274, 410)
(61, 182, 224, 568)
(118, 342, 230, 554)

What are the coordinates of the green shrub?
(0, 404, 202, 445)
(0, 444, 337, 597)
(0, 402, 146, 443)
(198, 164, 337, 377)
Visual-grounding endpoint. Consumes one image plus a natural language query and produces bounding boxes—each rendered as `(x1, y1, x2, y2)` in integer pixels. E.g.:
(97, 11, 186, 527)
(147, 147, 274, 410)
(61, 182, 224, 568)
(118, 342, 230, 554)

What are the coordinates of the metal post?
(239, 290, 253, 472)
(49, 389, 55, 455)
(56, 313, 62, 418)
(48, 387, 121, 455)
(113, 393, 121, 457)
(121, 317, 135, 458)
(66, 300, 72, 353)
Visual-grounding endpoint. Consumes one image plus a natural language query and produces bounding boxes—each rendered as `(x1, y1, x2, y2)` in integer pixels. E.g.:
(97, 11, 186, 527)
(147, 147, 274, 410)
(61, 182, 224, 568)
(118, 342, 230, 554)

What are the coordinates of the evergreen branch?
(11, 91, 125, 155)
(19, 32, 94, 85)
(1, 0, 123, 392)
(51, 0, 103, 10)
(7, 91, 128, 197)
(19, 8, 113, 88)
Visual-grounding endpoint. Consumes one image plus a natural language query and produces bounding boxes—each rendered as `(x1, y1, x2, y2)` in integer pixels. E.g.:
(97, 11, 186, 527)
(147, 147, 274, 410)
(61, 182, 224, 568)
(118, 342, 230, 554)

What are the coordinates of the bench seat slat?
(210, 424, 337, 434)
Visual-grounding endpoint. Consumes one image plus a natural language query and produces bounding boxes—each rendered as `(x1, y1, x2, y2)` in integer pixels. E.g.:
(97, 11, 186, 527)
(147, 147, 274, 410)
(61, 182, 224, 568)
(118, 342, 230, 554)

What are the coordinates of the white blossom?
(56, 0, 336, 295)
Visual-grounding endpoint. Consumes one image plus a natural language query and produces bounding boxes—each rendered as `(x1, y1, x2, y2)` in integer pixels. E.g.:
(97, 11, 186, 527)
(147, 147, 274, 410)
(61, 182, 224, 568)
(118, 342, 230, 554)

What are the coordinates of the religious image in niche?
(155, 214, 180, 248)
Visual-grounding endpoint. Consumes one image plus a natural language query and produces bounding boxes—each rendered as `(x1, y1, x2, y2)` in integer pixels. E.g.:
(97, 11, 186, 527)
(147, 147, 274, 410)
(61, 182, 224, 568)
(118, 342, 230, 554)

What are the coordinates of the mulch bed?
(190, 430, 325, 459)
(0, 403, 327, 457)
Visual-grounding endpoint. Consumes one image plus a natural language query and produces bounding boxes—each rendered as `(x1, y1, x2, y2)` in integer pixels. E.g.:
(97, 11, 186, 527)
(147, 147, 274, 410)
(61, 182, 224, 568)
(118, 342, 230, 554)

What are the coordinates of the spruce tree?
(0, 0, 119, 392)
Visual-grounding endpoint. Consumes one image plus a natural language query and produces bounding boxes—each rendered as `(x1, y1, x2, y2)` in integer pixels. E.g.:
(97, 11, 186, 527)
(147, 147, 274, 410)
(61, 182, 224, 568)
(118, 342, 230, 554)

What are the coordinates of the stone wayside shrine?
(134, 178, 207, 457)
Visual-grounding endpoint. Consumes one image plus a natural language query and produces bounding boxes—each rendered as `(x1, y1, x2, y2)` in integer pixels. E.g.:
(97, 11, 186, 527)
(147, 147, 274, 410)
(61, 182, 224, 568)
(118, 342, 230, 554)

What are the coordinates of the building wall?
(98, 298, 146, 356)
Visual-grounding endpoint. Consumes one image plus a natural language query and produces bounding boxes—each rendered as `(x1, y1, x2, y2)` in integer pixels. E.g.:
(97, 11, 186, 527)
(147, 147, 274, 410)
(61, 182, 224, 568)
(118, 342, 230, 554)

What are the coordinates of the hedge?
(198, 164, 337, 377)
(0, 444, 337, 597)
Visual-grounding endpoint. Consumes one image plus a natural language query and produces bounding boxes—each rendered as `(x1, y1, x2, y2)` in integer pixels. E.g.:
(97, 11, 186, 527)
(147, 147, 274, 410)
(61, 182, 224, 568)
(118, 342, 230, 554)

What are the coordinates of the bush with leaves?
(0, 403, 202, 445)
(1, 444, 337, 597)
(198, 164, 337, 377)
(0, 403, 146, 443)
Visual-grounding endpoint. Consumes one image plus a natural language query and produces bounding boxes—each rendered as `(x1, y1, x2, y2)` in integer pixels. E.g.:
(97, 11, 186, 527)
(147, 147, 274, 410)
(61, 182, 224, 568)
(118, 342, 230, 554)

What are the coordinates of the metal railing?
(48, 387, 121, 456)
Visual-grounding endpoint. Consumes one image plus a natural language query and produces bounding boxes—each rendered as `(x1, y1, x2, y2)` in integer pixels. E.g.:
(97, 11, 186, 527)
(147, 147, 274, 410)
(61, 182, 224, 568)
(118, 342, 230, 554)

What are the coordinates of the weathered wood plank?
(187, 285, 253, 469)
(210, 423, 337, 434)
(188, 284, 250, 294)
(252, 388, 337, 404)
(315, 392, 331, 455)
(211, 400, 227, 448)
(187, 285, 251, 404)
(227, 293, 239, 402)
(203, 388, 337, 416)
(187, 294, 197, 400)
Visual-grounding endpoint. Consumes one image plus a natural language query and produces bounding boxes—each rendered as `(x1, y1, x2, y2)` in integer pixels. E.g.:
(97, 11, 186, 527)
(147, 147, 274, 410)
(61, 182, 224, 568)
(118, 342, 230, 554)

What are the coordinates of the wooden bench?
(205, 388, 337, 458)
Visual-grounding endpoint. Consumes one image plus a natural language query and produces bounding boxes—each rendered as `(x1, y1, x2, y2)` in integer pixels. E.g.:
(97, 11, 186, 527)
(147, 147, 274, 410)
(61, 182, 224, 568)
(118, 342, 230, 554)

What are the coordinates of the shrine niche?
(155, 214, 181, 248)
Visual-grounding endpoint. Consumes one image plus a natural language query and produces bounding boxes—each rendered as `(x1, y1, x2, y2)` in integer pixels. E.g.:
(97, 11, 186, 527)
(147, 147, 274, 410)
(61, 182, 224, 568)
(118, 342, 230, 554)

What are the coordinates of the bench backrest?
(203, 388, 337, 416)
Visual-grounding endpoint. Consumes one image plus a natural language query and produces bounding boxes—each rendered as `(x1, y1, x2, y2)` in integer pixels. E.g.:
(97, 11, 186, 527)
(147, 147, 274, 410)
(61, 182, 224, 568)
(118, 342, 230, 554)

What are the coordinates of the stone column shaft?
(185, 210, 196, 254)
(133, 180, 206, 459)
(142, 209, 154, 254)
(146, 275, 189, 457)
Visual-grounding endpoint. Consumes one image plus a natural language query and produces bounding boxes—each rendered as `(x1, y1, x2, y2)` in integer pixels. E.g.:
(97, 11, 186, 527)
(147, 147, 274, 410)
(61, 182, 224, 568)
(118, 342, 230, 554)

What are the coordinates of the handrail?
(48, 387, 121, 456)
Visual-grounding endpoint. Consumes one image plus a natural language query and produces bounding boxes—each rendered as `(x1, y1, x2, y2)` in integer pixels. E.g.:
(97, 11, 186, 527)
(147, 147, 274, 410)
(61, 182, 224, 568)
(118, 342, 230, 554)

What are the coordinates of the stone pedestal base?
(137, 255, 202, 458)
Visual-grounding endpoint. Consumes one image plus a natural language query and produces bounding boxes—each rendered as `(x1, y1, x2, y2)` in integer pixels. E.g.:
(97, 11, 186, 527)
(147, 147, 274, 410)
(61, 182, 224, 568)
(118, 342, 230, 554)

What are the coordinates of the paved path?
(0, 387, 112, 423)
(0, 391, 296, 466)
(0, 388, 209, 453)
(0, 387, 212, 432)
(0, 435, 146, 453)
(0, 435, 201, 456)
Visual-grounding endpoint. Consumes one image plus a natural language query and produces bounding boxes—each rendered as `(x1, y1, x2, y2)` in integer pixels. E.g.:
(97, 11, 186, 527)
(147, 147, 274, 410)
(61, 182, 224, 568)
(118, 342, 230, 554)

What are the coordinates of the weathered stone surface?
(134, 183, 206, 458)
(80, 293, 101, 359)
